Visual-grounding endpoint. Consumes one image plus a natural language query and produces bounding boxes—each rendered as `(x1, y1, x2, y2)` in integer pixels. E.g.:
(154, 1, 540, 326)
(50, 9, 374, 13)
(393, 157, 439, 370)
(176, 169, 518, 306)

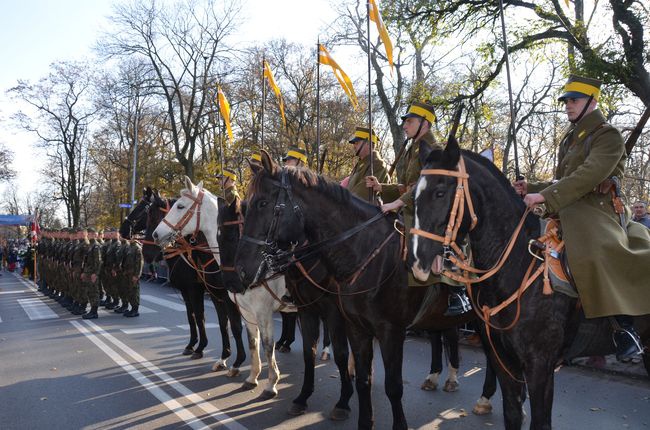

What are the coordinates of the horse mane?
(461, 150, 528, 211)
(249, 165, 379, 219)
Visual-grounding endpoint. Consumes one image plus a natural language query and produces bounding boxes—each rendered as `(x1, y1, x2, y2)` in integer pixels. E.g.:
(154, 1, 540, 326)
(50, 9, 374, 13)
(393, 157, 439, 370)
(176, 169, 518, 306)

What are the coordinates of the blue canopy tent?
(0, 215, 31, 226)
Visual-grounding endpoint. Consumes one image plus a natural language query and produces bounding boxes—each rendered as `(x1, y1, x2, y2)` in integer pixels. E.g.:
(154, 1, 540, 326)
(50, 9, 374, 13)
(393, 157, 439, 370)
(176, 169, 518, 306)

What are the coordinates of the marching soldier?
(514, 74, 650, 360)
(342, 126, 389, 202)
(81, 227, 102, 319)
(113, 234, 130, 314)
(101, 228, 119, 309)
(366, 101, 471, 316)
(70, 228, 87, 315)
(122, 239, 144, 317)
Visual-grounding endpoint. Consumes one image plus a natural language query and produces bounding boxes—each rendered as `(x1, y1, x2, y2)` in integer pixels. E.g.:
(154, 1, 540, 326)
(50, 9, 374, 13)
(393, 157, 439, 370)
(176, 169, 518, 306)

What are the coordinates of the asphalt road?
(1, 271, 648, 430)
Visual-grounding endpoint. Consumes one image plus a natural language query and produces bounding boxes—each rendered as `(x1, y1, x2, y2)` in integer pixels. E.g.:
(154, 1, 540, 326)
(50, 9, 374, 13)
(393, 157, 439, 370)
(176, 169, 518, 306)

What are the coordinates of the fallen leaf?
(589, 407, 602, 411)
(50, 367, 57, 371)
(40, 397, 47, 401)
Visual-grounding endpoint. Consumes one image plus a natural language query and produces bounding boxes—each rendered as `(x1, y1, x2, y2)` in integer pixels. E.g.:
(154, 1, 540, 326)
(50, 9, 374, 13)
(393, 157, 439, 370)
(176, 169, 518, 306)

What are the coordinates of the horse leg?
(259, 312, 280, 400)
(190, 285, 207, 359)
(321, 320, 331, 360)
(442, 326, 460, 392)
(210, 296, 231, 371)
(421, 330, 442, 391)
(525, 359, 556, 430)
(287, 310, 319, 416)
(328, 313, 353, 421)
(473, 353, 497, 415)
(226, 298, 246, 376)
(242, 324, 261, 391)
(493, 360, 526, 430)
(349, 329, 375, 430)
(180, 288, 198, 356)
(377, 329, 408, 430)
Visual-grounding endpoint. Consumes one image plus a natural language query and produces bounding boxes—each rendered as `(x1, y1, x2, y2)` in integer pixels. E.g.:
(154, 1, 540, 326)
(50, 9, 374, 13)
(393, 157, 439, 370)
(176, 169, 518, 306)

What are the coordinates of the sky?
(0, 0, 341, 210)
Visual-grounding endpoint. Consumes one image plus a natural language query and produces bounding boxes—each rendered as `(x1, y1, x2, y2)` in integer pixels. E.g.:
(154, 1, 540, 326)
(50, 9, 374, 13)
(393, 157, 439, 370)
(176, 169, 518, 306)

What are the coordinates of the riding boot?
(82, 306, 99, 320)
(124, 305, 139, 317)
(444, 286, 472, 317)
(613, 315, 643, 361)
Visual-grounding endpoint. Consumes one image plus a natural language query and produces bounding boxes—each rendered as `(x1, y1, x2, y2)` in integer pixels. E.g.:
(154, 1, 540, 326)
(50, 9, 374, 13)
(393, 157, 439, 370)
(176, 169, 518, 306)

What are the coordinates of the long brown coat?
(530, 109, 650, 318)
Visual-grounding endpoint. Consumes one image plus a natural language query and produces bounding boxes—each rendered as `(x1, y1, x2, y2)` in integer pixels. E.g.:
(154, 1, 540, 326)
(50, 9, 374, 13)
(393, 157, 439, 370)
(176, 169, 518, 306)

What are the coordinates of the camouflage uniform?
(122, 240, 143, 317)
(81, 231, 102, 318)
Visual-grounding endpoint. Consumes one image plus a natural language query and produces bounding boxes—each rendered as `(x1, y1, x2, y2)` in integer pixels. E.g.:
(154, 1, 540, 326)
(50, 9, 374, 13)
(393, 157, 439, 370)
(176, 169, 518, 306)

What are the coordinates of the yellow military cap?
(282, 141, 308, 164)
(250, 153, 262, 164)
(349, 126, 379, 144)
(558, 74, 602, 101)
(216, 168, 237, 181)
(401, 101, 436, 124)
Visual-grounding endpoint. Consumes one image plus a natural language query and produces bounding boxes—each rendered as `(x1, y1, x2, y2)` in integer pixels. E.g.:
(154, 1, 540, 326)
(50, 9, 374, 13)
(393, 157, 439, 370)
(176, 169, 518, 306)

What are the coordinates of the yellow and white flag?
(217, 86, 233, 143)
(318, 44, 359, 110)
(263, 60, 286, 127)
(368, 0, 394, 72)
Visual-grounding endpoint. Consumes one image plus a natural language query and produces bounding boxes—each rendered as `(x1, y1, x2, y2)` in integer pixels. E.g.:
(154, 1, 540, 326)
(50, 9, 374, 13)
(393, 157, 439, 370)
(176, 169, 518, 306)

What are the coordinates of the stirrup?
(613, 329, 643, 362)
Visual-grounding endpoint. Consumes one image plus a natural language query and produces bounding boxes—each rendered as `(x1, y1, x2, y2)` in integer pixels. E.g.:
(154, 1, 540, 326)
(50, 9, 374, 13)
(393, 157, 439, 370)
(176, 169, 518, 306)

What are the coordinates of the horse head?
(236, 150, 308, 287)
(119, 186, 155, 238)
(409, 136, 470, 282)
(152, 176, 208, 248)
(142, 189, 173, 263)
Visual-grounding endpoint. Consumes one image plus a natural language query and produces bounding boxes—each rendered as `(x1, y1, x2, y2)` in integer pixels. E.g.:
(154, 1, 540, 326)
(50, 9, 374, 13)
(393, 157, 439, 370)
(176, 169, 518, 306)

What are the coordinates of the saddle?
(528, 218, 578, 298)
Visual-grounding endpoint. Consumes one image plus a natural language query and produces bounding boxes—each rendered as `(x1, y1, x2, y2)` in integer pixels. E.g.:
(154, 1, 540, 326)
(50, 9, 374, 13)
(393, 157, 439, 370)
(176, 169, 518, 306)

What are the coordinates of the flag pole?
(366, 1, 375, 203)
(261, 54, 266, 151)
(216, 93, 226, 199)
(498, 0, 521, 179)
(316, 39, 322, 173)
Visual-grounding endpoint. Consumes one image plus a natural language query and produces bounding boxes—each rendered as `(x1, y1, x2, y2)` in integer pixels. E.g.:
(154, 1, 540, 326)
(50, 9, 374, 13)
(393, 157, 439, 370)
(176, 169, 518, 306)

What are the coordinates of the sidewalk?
(458, 335, 648, 379)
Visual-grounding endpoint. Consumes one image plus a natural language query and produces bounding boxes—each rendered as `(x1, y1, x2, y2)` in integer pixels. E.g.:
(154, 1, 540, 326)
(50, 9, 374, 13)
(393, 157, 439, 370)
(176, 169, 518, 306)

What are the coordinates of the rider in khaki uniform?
(81, 227, 102, 319)
(343, 127, 389, 202)
(216, 168, 240, 206)
(366, 101, 471, 316)
(514, 75, 650, 360)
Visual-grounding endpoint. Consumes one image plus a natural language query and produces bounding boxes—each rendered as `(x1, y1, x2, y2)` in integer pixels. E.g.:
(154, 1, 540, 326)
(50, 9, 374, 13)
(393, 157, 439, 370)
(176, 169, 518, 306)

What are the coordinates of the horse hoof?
(329, 407, 351, 421)
(241, 381, 257, 391)
(226, 368, 240, 378)
(182, 348, 194, 356)
(259, 390, 277, 400)
(191, 351, 203, 360)
(212, 361, 228, 372)
(420, 379, 438, 391)
(287, 403, 307, 416)
(472, 402, 493, 415)
(443, 380, 459, 392)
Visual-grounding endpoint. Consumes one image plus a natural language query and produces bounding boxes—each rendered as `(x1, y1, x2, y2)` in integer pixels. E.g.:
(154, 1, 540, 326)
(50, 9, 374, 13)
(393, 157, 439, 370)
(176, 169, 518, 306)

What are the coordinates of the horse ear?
(419, 140, 434, 167)
(184, 175, 194, 190)
(442, 135, 461, 168)
(246, 158, 263, 175)
(261, 149, 276, 174)
(196, 180, 204, 189)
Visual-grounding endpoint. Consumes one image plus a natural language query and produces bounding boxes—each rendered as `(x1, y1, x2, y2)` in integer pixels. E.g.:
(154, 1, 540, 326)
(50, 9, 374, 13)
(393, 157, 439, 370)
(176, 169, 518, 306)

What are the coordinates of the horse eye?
(435, 191, 445, 198)
(257, 200, 268, 209)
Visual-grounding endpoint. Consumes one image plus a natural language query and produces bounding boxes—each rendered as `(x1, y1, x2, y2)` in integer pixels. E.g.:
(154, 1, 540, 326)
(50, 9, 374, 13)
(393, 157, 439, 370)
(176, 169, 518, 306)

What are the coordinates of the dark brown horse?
(234, 152, 472, 430)
(410, 137, 650, 429)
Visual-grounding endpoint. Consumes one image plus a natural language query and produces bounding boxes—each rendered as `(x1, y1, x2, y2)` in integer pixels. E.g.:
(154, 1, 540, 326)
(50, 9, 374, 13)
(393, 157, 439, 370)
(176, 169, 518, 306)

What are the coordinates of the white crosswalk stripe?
(176, 323, 219, 330)
(17, 298, 58, 320)
(121, 327, 170, 334)
(140, 295, 186, 311)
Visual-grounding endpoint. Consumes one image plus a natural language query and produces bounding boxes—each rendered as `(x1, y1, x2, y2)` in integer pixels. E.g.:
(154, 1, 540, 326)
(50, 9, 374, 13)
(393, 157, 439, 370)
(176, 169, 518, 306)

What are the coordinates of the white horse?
(153, 176, 290, 399)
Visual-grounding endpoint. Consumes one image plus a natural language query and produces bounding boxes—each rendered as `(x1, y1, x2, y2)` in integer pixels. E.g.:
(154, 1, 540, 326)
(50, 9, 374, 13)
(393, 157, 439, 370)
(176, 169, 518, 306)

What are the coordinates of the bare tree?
(98, 0, 242, 180)
(0, 143, 16, 181)
(8, 61, 98, 227)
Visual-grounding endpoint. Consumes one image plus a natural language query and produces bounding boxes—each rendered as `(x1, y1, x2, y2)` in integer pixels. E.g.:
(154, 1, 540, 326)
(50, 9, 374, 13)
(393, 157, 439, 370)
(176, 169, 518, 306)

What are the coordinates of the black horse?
(137, 190, 246, 372)
(118, 187, 154, 239)
(410, 137, 650, 429)
(217, 193, 354, 420)
(235, 152, 475, 430)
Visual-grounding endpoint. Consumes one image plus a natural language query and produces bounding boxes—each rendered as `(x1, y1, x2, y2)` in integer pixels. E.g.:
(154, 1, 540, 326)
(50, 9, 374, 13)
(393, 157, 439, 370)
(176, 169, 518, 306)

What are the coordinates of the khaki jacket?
(347, 150, 389, 202)
(530, 109, 650, 318)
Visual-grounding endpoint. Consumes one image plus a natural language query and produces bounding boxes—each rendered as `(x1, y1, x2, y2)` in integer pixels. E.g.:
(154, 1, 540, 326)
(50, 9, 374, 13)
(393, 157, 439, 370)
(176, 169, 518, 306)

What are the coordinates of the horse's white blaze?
(412, 177, 428, 278)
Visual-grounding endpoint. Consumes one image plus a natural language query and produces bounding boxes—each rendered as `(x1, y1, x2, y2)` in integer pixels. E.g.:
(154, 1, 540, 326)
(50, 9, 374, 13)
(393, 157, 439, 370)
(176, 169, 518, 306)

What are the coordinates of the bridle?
(162, 188, 206, 243)
(124, 198, 152, 238)
(240, 169, 304, 281)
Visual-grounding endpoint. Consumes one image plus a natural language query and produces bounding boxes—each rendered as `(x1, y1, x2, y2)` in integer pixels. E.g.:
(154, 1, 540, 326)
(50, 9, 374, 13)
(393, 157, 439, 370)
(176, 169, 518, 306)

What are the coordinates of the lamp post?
(129, 87, 139, 207)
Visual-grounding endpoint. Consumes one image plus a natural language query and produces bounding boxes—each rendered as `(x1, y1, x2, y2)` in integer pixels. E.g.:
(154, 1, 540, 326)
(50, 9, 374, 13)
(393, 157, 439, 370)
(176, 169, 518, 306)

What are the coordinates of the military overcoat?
(529, 109, 650, 318)
(347, 150, 389, 202)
